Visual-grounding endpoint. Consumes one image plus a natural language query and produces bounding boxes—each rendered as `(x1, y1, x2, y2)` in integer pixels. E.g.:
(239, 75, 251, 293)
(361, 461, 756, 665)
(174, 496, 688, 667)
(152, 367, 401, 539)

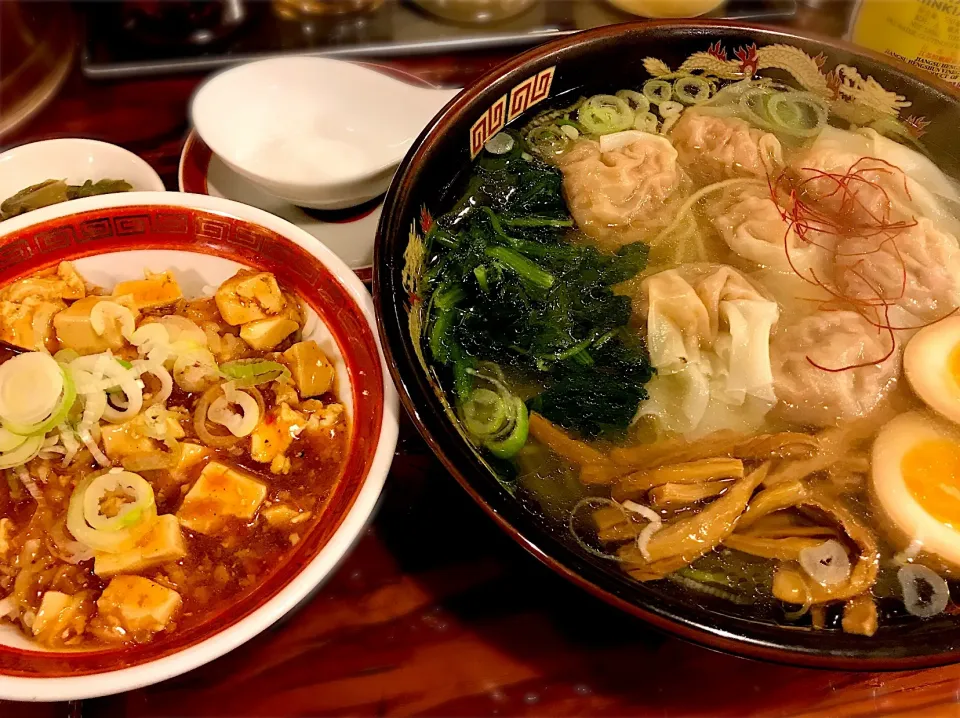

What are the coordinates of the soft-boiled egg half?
(872, 411, 960, 571)
(905, 316, 960, 424)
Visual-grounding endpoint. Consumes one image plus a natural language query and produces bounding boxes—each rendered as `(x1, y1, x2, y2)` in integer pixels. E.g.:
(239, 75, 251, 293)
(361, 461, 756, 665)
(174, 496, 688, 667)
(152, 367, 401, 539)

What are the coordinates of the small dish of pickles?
(0, 138, 164, 221)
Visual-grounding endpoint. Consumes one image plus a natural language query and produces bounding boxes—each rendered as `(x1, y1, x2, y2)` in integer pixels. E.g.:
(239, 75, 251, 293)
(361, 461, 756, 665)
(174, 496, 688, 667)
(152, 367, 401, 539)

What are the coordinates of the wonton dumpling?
(637, 266, 779, 437)
(788, 126, 960, 235)
(670, 112, 782, 185)
(705, 183, 834, 276)
(771, 310, 901, 426)
(793, 128, 960, 232)
(557, 133, 683, 249)
(791, 131, 909, 227)
(834, 218, 960, 323)
(641, 268, 710, 372)
(694, 265, 770, 341)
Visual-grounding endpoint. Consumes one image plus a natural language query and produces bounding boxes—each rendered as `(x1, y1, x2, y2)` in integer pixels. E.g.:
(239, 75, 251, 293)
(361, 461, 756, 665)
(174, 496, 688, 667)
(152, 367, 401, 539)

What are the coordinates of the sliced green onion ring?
(220, 359, 291, 387)
(577, 94, 633, 135)
(0, 435, 43, 470)
(658, 100, 684, 118)
(766, 91, 828, 138)
(462, 388, 508, 438)
(0, 427, 26, 453)
(634, 111, 659, 133)
(616, 89, 650, 114)
(3, 365, 76, 437)
(208, 381, 260, 437)
(526, 125, 571, 158)
(67, 470, 157, 553)
(459, 366, 529, 459)
(643, 79, 673, 105)
(90, 301, 136, 341)
(740, 87, 777, 133)
(0, 353, 64, 427)
(158, 316, 206, 345)
(674, 76, 713, 105)
(82, 470, 156, 533)
(485, 397, 529, 459)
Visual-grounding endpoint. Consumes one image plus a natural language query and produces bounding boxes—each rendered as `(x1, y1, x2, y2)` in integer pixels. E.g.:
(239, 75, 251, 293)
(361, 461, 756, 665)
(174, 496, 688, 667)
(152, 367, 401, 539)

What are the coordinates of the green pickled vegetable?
(1, 178, 133, 221)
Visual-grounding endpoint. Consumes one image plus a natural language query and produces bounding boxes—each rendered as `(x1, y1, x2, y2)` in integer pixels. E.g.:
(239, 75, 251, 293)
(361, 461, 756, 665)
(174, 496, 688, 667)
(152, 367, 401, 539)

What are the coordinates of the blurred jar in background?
(272, 0, 384, 18)
(0, 2, 75, 139)
(850, 0, 960, 86)
(411, 0, 537, 24)
(119, 0, 246, 46)
(606, 0, 725, 18)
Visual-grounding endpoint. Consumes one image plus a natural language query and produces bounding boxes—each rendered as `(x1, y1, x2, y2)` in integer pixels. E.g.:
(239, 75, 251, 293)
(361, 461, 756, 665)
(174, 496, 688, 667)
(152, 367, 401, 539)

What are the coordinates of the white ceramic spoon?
(190, 57, 461, 210)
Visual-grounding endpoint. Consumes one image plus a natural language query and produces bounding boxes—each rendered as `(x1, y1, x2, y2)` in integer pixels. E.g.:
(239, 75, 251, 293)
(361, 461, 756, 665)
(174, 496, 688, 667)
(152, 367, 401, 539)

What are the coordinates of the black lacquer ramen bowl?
(373, 20, 960, 669)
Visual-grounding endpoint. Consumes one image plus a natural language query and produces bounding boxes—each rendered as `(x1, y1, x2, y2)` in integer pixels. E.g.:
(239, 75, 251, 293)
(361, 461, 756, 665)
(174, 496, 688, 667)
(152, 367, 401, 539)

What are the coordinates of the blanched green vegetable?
(422, 150, 653, 441)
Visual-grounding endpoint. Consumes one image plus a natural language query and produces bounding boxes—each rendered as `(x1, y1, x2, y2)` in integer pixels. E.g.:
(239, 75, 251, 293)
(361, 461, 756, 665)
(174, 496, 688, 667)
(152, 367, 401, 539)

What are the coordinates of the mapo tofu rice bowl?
(381, 24, 960, 661)
(0, 195, 395, 698)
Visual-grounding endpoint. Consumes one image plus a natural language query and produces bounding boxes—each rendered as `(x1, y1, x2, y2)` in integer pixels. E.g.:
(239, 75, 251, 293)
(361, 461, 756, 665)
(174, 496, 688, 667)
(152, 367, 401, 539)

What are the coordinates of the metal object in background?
(411, 0, 538, 23)
(273, 0, 386, 19)
(81, 0, 797, 79)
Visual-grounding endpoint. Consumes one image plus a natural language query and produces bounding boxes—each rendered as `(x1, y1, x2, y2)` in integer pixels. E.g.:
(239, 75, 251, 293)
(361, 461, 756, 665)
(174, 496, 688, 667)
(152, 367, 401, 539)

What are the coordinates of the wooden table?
(5, 3, 960, 716)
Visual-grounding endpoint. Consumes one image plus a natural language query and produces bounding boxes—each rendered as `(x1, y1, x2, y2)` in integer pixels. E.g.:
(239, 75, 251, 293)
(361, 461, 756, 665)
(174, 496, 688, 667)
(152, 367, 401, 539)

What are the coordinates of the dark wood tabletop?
(5, 2, 960, 716)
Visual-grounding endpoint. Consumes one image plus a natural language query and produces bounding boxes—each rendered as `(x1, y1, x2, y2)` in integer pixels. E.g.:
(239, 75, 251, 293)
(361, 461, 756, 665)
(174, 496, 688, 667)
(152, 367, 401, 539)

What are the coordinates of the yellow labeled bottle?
(849, 0, 960, 86)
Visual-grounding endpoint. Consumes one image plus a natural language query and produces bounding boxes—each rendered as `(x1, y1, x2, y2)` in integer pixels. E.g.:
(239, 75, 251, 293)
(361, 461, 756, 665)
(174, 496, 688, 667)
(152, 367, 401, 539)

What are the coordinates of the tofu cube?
(177, 461, 267, 535)
(100, 422, 156, 461)
(32, 591, 72, 636)
(0, 262, 85, 303)
(0, 298, 63, 352)
(283, 340, 335, 398)
(54, 296, 136, 354)
(215, 272, 286, 326)
(251, 404, 306, 466)
(113, 271, 183, 310)
(240, 317, 298, 350)
(94, 515, 187, 578)
(96, 576, 181, 634)
(176, 442, 211, 474)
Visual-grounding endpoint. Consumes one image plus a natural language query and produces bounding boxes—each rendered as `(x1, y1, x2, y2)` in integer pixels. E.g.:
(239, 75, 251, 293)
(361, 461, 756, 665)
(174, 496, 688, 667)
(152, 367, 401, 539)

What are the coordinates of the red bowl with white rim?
(0, 191, 399, 701)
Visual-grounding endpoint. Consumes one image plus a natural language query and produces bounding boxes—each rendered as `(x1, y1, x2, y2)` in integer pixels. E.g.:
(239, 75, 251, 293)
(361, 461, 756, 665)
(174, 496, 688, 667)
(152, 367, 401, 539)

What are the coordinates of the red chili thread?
(765, 156, 938, 372)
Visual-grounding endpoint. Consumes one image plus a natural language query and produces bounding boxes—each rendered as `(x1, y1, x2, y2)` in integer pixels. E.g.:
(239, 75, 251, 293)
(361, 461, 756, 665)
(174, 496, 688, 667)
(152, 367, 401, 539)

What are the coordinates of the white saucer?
(178, 130, 379, 282)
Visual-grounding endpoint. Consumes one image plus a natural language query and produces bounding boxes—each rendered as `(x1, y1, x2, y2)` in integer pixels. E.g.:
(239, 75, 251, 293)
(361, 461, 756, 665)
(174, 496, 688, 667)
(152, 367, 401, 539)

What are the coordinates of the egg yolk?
(949, 343, 960, 392)
(902, 439, 960, 529)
